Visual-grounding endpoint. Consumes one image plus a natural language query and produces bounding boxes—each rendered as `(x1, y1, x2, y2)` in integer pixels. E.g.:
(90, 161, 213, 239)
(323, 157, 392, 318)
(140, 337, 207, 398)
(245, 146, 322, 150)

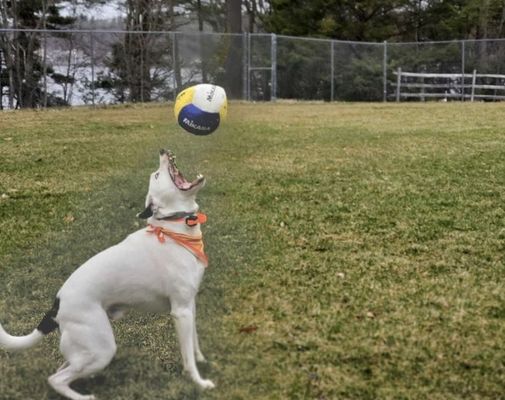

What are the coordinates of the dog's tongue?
(167, 152, 203, 190)
(173, 172, 192, 190)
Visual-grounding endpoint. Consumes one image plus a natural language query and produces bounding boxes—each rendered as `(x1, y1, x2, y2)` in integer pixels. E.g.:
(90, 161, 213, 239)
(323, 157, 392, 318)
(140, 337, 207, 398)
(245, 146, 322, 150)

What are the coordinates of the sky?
(60, 1, 122, 20)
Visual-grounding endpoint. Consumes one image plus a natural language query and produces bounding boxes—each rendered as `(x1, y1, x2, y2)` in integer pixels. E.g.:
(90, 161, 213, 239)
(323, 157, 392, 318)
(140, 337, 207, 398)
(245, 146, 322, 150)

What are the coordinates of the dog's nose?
(159, 149, 167, 156)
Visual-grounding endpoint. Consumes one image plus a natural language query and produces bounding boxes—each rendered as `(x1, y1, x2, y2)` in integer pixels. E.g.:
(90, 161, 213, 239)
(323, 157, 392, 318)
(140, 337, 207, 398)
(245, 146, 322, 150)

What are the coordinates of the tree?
(263, 0, 407, 42)
(0, 0, 75, 108)
(97, 0, 196, 103)
(263, 0, 505, 43)
(244, 0, 269, 32)
(224, 0, 242, 98)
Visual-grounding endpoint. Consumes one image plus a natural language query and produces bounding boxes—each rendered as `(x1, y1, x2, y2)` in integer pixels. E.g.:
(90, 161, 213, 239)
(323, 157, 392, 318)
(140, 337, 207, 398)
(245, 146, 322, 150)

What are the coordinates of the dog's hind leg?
(49, 309, 117, 400)
(172, 301, 214, 390)
(49, 365, 97, 400)
(57, 360, 70, 372)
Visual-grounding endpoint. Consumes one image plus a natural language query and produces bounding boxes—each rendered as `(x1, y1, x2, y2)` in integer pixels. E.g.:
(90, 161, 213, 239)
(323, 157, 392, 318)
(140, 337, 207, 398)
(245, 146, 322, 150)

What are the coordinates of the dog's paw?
(196, 352, 207, 363)
(198, 379, 215, 390)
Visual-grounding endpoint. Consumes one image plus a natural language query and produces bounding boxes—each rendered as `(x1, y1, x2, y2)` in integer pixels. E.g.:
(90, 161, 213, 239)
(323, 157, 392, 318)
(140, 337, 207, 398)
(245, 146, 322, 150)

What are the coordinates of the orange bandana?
(147, 224, 208, 267)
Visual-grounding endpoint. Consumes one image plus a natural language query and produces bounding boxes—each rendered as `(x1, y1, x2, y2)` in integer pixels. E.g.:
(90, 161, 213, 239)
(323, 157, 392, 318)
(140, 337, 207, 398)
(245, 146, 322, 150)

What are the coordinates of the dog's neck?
(146, 211, 205, 235)
(154, 211, 198, 221)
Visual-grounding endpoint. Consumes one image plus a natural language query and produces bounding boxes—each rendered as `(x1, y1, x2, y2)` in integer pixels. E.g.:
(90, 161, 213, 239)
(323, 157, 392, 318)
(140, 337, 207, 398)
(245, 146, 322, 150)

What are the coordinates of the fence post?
(8, 31, 14, 109)
(461, 40, 466, 101)
(383, 40, 388, 102)
(271, 33, 277, 101)
(471, 69, 477, 102)
(140, 33, 144, 103)
(90, 32, 95, 107)
(330, 40, 335, 102)
(242, 32, 248, 101)
(247, 33, 251, 101)
(0, 46, 2, 110)
(395, 67, 401, 102)
(420, 75, 425, 102)
(43, 31, 48, 108)
(172, 32, 177, 101)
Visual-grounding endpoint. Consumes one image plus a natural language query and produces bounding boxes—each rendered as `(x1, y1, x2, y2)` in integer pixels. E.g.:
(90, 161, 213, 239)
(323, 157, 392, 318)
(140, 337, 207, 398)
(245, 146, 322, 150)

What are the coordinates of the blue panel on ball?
(178, 104, 220, 135)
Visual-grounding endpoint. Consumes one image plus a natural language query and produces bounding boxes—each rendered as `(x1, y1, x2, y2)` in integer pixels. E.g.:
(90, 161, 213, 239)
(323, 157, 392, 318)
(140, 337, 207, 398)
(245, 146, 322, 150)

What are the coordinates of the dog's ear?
(137, 205, 153, 219)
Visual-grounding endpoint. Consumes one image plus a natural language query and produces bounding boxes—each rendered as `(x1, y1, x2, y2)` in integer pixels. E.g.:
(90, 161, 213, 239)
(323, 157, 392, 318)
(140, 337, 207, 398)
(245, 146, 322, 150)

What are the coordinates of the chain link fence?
(2, 28, 505, 109)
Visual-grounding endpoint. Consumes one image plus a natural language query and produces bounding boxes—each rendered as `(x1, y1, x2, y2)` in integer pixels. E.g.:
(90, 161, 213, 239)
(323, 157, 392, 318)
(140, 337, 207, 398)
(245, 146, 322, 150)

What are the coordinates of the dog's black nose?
(159, 149, 167, 156)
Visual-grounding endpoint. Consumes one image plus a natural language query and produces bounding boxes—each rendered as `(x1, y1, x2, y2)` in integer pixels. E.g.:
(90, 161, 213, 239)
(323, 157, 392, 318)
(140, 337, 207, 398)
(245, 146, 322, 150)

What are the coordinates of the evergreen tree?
(0, 0, 75, 108)
(263, 0, 407, 41)
(263, 0, 505, 42)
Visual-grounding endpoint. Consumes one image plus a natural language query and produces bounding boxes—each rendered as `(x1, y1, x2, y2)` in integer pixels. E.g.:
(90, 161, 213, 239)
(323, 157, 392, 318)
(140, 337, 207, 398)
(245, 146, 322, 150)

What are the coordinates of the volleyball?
(174, 84, 227, 135)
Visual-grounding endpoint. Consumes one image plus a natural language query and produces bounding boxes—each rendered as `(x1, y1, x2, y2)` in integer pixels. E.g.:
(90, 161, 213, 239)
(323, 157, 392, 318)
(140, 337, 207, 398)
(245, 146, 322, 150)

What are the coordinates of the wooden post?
(461, 40, 465, 101)
(396, 67, 402, 102)
(90, 32, 95, 106)
(271, 33, 277, 101)
(330, 40, 335, 102)
(242, 32, 248, 101)
(471, 69, 477, 102)
(383, 40, 387, 102)
(420, 75, 425, 102)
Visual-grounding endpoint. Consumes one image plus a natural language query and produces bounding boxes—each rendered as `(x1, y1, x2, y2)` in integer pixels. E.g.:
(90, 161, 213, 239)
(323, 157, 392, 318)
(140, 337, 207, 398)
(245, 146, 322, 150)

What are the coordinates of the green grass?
(1, 102, 505, 399)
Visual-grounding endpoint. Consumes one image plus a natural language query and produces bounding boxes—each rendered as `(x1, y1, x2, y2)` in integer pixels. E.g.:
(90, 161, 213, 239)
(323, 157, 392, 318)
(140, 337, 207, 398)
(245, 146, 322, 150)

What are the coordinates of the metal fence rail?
(2, 28, 505, 109)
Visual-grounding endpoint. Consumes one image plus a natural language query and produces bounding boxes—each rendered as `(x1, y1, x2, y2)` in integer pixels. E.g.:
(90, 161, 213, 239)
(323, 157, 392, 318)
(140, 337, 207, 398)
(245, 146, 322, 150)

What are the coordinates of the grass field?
(1, 102, 505, 400)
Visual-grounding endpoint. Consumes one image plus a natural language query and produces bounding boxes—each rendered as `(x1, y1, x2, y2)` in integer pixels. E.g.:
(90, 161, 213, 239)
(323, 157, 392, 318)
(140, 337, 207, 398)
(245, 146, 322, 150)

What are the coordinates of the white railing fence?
(393, 69, 505, 102)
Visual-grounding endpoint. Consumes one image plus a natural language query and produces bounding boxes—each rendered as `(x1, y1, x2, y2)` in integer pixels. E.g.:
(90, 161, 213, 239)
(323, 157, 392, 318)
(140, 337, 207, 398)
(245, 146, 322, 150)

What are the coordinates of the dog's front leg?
(171, 303, 215, 390)
(192, 302, 206, 363)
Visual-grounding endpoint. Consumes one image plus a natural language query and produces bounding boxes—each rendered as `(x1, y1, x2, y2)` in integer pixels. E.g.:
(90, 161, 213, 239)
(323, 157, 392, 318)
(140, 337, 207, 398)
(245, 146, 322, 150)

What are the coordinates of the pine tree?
(0, 0, 75, 108)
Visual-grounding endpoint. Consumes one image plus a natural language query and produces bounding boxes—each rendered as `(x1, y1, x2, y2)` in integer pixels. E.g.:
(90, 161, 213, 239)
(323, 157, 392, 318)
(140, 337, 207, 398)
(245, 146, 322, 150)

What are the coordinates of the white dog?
(0, 149, 214, 400)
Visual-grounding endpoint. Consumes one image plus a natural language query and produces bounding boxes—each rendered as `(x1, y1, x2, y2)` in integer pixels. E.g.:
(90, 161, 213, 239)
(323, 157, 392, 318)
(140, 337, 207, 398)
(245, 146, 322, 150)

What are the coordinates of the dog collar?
(158, 212, 207, 227)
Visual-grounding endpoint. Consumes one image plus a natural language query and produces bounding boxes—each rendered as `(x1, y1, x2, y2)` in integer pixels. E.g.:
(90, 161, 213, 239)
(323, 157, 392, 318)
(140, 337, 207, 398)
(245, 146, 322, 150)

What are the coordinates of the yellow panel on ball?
(174, 86, 196, 120)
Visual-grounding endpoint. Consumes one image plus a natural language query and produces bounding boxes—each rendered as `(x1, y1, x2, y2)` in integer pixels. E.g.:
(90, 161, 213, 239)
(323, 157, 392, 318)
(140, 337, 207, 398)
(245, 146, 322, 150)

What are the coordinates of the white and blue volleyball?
(174, 84, 227, 135)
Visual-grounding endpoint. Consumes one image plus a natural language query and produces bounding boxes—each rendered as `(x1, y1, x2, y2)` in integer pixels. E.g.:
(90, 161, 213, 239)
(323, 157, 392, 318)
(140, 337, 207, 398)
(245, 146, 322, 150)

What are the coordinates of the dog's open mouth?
(163, 149, 204, 191)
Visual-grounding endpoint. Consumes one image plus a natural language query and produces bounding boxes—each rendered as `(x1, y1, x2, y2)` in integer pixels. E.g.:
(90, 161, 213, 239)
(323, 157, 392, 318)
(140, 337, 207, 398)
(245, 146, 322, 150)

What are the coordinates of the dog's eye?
(154, 172, 160, 179)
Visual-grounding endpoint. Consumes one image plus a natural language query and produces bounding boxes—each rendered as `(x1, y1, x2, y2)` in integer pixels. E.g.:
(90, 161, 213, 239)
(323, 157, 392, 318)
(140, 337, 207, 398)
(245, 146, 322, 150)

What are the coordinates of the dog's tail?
(0, 297, 60, 351)
(0, 324, 44, 351)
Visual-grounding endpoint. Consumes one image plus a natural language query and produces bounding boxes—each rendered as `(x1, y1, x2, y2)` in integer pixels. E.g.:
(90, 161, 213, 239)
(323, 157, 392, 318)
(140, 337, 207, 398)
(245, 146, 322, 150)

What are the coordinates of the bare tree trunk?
(61, 1, 81, 106)
(63, 37, 75, 104)
(197, 0, 208, 82)
(477, 0, 489, 71)
(124, 0, 154, 102)
(12, 0, 23, 108)
(227, 0, 242, 33)
(0, 48, 3, 110)
(1, 0, 46, 108)
(0, 0, 5, 110)
(498, 0, 505, 37)
(17, 1, 45, 108)
(125, 0, 137, 101)
(170, 0, 182, 92)
(24, 24, 44, 107)
(42, 0, 50, 107)
(245, 0, 256, 33)
(0, 0, 15, 108)
(225, 0, 242, 98)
